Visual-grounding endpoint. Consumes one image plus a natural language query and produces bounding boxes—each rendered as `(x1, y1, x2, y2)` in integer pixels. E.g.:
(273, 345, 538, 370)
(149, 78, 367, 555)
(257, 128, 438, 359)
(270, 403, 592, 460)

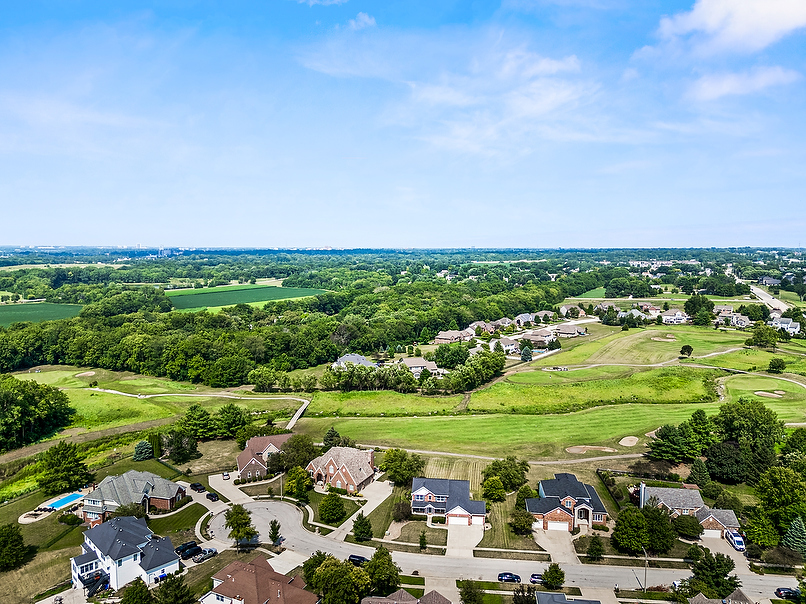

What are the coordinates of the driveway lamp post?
(641, 546, 648, 593)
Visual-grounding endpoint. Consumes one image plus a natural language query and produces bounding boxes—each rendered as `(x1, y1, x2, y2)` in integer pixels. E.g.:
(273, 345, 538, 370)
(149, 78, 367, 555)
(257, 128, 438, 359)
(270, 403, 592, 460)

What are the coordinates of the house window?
(216, 595, 225, 602)
(329, 465, 334, 474)
(348, 484, 354, 491)
(436, 496, 446, 502)
(248, 471, 252, 478)
(336, 480, 342, 489)
(118, 560, 122, 567)
(564, 500, 572, 508)
(133, 553, 138, 562)
(414, 495, 424, 501)
(682, 509, 690, 515)
(593, 514, 603, 522)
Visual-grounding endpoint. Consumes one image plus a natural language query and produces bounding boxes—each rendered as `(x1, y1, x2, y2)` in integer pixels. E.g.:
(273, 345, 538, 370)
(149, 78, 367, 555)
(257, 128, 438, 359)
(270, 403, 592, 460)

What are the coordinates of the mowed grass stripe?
(167, 285, 327, 309)
(0, 303, 82, 326)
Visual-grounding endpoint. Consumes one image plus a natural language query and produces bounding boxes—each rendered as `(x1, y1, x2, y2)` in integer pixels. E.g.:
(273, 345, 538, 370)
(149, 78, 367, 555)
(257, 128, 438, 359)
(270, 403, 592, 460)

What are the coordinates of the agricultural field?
(472, 367, 719, 414)
(0, 302, 82, 326)
(308, 390, 463, 417)
(166, 283, 326, 311)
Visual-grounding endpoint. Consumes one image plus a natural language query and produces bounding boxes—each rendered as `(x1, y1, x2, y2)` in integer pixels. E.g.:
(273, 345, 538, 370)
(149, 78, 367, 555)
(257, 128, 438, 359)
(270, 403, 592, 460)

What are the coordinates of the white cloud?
(688, 66, 800, 101)
(298, 0, 348, 5)
(659, 0, 806, 53)
(348, 12, 376, 31)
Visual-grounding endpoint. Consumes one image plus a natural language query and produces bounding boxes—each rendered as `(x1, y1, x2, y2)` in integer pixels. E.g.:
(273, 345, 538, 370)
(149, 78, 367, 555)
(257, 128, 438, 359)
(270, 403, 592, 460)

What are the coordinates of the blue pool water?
(51, 492, 82, 509)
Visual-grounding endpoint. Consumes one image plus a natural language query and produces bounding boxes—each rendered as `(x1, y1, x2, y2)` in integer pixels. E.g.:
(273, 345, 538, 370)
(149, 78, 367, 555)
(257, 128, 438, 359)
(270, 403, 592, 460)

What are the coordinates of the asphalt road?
(748, 284, 789, 312)
(211, 501, 797, 602)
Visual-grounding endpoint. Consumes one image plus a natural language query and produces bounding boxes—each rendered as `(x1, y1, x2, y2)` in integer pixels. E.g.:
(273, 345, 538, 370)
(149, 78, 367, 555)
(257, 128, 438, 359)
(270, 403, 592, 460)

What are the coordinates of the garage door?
(471, 515, 484, 525)
(448, 515, 468, 526)
(547, 521, 570, 531)
(702, 529, 722, 539)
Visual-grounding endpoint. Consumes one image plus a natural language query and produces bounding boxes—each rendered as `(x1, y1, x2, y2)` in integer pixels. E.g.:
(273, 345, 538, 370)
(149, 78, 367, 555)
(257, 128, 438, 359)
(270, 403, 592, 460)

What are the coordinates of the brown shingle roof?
(212, 556, 317, 604)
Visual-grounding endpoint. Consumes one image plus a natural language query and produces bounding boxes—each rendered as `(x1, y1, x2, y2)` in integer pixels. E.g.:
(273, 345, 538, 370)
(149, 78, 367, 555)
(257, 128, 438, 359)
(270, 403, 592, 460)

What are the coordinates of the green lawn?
(722, 374, 806, 405)
(148, 502, 208, 535)
(309, 391, 463, 417)
(471, 367, 719, 414)
(395, 520, 448, 546)
(365, 485, 409, 537)
(0, 303, 82, 326)
(683, 347, 806, 376)
(308, 491, 362, 527)
(478, 492, 542, 551)
(167, 284, 326, 310)
(578, 287, 607, 298)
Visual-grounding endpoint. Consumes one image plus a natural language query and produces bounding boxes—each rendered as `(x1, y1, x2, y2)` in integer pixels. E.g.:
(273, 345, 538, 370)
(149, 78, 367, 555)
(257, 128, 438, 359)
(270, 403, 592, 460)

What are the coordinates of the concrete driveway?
(701, 536, 749, 571)
(329, 479, 393, 541)
(446, 524, 484, 558)
(534, 528, 580, 564)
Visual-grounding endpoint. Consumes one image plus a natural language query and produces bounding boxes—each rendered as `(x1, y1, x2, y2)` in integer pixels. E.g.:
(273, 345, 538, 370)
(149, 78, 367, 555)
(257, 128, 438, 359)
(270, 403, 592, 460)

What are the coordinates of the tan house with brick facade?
(638, 482, 739, 538)
(526, 473, 608, 531)
(81, 471, 185, 526)
(307, 447, 375, 493)
(236, 433, 294, 480)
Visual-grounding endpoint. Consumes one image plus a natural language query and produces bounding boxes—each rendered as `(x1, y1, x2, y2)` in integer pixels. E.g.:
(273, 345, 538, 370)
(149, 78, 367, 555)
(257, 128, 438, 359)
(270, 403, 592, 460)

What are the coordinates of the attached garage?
(448, 515, 469, 526)
(702, 529, 722, 539)
(471, 515, 484, 525)
(547, 521, 570, 531)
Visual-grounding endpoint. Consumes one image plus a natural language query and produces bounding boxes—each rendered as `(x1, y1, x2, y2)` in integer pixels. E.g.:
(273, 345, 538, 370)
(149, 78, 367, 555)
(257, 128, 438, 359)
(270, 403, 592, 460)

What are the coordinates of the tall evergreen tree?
(155, 574, 195, 604)
(120, 577, 154, 604)
(689, 459, 711, 486)
(352, 512, 373, 542)
(37, 441, 94, 495)
(0, 523, 26, 571)
(782, 517, 806, 558)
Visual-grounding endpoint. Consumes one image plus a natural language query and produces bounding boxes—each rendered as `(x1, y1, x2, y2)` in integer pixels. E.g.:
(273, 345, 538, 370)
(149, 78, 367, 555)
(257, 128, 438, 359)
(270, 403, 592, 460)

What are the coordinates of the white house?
(768, 317, 801, 335)
(661, 309, 689, 324)
(71, 517, 179, 594)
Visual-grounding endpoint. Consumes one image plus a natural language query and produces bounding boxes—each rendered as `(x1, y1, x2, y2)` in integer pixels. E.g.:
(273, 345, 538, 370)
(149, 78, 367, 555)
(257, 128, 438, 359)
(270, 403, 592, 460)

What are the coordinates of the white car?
(726, 530, 745, 552)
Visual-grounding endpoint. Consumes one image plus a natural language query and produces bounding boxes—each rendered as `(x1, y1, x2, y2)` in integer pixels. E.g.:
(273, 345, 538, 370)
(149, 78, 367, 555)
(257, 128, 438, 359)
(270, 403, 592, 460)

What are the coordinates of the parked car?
(189, 483, 205, 493)
(530, 574, 543, 585)
(726, 530, 745, 552)
(498, 573, 521, 583)
(181, 545, 203, 560)
(775, 588, 801, 600)
(348, 554, 369, 566)
(192, 548, 218, 563)
(206, 492, 219, 502)
(222, 472, 230, 480)
(174, 541, 197, 555)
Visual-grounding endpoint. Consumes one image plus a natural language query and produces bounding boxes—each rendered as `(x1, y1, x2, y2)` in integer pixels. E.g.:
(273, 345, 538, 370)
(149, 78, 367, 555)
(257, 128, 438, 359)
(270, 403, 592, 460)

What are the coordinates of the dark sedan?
(498, 573, 521, 583)
(530, 574, 543, 585)
(181, 545, 203, 560)
(775, 588, 801, 600)
(174, 541, 197, 555)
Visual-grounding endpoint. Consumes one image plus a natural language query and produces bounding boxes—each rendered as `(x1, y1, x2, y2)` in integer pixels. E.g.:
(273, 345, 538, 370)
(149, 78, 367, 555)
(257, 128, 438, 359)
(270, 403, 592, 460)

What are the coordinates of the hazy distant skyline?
(1, 1, 805, 248)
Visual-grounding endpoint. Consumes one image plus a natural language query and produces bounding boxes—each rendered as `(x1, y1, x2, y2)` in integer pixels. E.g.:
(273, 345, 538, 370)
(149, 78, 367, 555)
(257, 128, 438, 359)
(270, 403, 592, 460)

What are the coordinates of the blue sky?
(1, 1, 805, 248)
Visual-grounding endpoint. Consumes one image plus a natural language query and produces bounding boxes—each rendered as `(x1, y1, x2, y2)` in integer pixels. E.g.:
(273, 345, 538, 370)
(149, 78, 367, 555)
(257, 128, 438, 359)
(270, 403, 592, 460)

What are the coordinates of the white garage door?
(471, 515, 484, 525)
(448, 515, 468, 525)
(547, 521, 570, 531)
(702, 529, 722, 539)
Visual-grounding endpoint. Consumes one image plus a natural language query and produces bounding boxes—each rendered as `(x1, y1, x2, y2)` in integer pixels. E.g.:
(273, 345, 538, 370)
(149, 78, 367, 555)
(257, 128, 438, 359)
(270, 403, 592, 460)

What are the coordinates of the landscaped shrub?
(431, 516, 446, 524)
(763, 546, 802, 567)
(700, 481, 724, 500)
(591, 524, 609, 532)
(328, 486, 348, 495)
(58, 513, 82, 526)
(745, 543, 764, 560)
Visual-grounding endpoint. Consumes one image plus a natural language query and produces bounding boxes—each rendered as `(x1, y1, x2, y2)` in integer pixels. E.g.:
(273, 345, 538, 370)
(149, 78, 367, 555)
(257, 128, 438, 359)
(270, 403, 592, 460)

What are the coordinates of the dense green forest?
(0, 248, 803, 388)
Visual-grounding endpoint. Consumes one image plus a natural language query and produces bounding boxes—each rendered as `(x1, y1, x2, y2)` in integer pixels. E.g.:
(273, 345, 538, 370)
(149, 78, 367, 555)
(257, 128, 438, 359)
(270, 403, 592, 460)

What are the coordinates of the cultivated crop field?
(473, 366, 719, 414)
(167, 283, 326, 310)
(0, 302, 82, 326)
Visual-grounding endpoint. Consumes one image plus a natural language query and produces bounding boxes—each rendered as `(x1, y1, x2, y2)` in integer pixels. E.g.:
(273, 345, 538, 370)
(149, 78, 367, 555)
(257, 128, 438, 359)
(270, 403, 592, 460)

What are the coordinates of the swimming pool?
(51, 492, 83, 509)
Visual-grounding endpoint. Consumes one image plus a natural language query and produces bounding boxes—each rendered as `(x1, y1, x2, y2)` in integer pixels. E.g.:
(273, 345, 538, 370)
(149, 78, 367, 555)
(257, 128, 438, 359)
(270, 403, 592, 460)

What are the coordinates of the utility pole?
(642, 546, 648, 593)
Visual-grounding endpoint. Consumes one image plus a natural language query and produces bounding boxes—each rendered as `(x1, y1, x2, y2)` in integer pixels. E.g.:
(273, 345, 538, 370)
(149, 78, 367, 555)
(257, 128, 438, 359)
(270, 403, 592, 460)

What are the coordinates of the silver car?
(193, 548, 218, 563)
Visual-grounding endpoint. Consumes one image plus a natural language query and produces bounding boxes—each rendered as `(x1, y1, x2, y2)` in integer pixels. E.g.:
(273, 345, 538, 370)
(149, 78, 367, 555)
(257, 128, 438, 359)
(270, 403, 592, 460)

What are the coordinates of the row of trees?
(0, 375, 74, 454)
(303, 547, 401, 604)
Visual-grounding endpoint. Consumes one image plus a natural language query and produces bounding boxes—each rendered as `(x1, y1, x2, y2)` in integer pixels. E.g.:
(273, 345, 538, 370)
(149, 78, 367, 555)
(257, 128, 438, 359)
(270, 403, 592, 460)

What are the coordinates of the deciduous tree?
(319, 493, 346, 524)
(155, 574, 195, 604)
(482, 476, 506, 502)
(365, 546, 400, 594)
(381, 449, 425, 486)
(612, 506, 648, 555)
(225, 504, 258, 550)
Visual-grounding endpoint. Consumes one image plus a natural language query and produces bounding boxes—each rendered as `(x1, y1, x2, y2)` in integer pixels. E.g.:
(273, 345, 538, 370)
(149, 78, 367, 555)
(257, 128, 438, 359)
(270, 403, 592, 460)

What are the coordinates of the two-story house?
(661, 309, 689, 324)
(396, 357, 441, 379)
(200, 556, 318, 604)
(71, 516, 179, 593)
(410, 477, 486, 525)
(236, 433, 294, 480)
(525, 473, 608, 531)
(306, 446, 375, 493)
(768, 317, 801, 335)
(81, 470, 186, 526)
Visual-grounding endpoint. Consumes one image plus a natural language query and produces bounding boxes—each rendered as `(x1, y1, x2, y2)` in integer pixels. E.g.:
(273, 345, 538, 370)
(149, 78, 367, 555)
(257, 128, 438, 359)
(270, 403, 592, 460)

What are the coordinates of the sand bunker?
(774, 390, 786, 395)
(566, 445, 618, 454)
(645, 427, 660, 438)
(619, 436, 639, 447)
(755, 391, 782, 398)
(651, 337, 676, 342)
(75, 371, 96, 377)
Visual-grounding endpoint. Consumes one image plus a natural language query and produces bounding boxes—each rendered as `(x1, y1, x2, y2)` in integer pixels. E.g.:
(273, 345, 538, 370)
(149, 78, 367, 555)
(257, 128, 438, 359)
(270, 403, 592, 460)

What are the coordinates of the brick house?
(306, 447, 375, 493)
(363, 588, 452, 604)
(236, 433, 294, 480)
(525, 473, 608, 531)
(411, 477, 486, 525)
(80, 471, 185, 526)
(200, 555, 318, 604)
(638, 483, 739, 538)
(696, 508, 741, 538)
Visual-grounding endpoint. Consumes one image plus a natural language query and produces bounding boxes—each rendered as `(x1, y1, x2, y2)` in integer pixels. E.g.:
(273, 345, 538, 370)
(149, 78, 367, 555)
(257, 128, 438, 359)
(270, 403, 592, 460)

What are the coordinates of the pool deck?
(18, 488, 89, 525)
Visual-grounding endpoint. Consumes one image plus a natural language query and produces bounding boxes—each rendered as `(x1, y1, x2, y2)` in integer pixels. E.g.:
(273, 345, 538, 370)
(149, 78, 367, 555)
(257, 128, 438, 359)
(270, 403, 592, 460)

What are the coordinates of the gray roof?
(139, 535, 180, 571)
(689, 589, 753, 604)
(536, 474, 606, 514)
(420, 591, 452, 604)
(537, 593, 601, 604)
(412, 477, 486, 515)
(73, 546, 99, 566)
(695, 506, 739, 528)
(644, 486, 703, 510)
(83, 516, 151, 560)
(83, 470, 183, 514)
(333, 354, 376, 368)
(525, 497, 574, 516)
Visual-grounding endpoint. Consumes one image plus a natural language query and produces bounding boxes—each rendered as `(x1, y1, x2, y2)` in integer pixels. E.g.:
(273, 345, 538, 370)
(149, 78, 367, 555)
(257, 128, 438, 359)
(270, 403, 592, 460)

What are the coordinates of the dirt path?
(87, 387, 310, 403)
